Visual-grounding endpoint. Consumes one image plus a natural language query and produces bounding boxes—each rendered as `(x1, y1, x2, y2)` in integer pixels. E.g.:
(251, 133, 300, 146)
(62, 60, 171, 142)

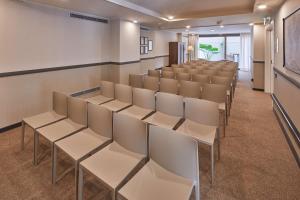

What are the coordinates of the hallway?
(0, 72, 299, 200)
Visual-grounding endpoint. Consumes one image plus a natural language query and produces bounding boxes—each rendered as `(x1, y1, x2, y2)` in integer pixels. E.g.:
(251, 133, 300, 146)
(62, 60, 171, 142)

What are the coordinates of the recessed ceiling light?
(168, 16, 174, 20)
(185, 29, 189, 32)
(258, 4, 267, 10)
(249, 22, 254, 26)
(186, 25, 191, 29)
(210, 29, 215, 32)
(133, 20, 138, 23)
(220, 25, 224, 28)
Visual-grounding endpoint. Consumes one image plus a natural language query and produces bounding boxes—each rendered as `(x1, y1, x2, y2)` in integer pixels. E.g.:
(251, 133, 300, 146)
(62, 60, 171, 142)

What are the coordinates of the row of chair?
(86, 80, 226, 133)
(22, 93, 200, 200)
(130, 74, 230, 126)
(22, 88, 223, 199)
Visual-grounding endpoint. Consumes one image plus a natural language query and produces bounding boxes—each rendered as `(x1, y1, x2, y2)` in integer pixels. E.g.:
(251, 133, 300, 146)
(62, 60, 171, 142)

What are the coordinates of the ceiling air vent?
(70, 13, 108, 24)
(140, 26, 150, 31)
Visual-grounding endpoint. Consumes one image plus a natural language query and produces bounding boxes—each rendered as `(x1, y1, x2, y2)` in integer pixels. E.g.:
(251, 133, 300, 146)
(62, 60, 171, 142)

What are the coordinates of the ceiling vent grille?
(70, 13, 108, 24)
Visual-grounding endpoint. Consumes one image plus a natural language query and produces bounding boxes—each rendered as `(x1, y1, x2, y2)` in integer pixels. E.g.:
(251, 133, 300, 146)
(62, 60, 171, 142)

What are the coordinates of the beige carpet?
(0, 71, 299, 200)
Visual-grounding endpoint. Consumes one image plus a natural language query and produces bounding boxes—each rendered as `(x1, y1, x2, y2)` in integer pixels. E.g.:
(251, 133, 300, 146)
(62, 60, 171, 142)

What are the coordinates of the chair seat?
(55, 128, 111, 160)
(85, 95, 113, 105)
(80, 142, 144, 189)
(177, 119, 217, 145)
(119, 105, 153, 120)
(118, 160, 194, 200)
(218, 103, 225, 111)
(37, 119, 85, 142)
(143, 111, 181, 129)
(101, 100, 131, 112)
(23, 111, 66, 129)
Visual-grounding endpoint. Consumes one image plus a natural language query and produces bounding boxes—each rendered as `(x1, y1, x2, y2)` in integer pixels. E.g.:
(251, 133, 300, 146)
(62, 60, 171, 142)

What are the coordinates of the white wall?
(0, 0, 111, 73)
(0, 0, 177, 128)
(0, 0, 112, 128)
(119, 21, 140, 62)
(272, 0, 300, 160)
(154, 30, 177, 56)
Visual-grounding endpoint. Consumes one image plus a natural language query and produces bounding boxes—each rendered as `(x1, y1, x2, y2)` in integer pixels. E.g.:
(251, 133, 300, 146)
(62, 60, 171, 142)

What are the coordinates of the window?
(198, 37, 225, 61)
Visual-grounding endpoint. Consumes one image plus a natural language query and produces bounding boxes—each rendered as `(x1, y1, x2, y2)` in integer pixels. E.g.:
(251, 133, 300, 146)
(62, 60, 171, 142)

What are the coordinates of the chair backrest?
(159, 78, 178, 94)
(176, 73, 190, 81)
(53, 91, 68, 116)
(144, 76, 159, 91)
(161, 71, 175, 79)
(211, 76, 231, 90)
(148, 69, 160, 78)
(67, 96, 87, 126)
(115, 84, 132, 104)
(173, 67, 185, 74)
(149, 125, 199, 200)
(188, 68, 199, 75)
(183, 65, 192, 72)
(171, 64, 179, 68)
(179, 80, 201, 98)
(202, 83, 227, 103)
(192, 74, 210, 85)
(195, 65, 205, 71)
(156, 92, 183, 117)
(217, 71, 234, 78)
(185, 98, 219, 126)
(129, 74, 144, 88)
(113, 113, 147, 156)
(133, 88, 155, 110)
(88, 103, 112, 138)
(161, 67, 173, 71)
(202, 69, 217, 77)
(101, 81, 114, 98)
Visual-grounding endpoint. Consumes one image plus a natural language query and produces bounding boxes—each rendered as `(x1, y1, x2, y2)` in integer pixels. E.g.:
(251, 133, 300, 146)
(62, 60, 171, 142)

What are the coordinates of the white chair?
(159, 78, 178, 94)
(78, 113, 148, 200)
(101, 84, 132, 112)
(118, 125, 200, 200)
(144, 92, 183, 129)
(143, 76, 159, 92)
(119, 88, 155, 120)
(176, 98, 220, 184)
(21, 91, 67, 154)
(35, 97, 87, 183)
(53, 104, 113, 196)
(129, 74, 144, 88)
(202, 83, 228, 131)
(85, 81, 114, 105)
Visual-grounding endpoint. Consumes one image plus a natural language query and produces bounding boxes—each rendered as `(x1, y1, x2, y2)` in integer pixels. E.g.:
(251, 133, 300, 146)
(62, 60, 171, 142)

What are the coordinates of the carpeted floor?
(0, 71, 299, 200)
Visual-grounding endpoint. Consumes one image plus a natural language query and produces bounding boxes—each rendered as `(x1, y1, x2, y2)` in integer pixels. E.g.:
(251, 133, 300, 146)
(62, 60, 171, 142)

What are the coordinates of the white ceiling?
(127, 0, 255, 19)
(26, 0, 285, 33)
(176, 24, 252, 35)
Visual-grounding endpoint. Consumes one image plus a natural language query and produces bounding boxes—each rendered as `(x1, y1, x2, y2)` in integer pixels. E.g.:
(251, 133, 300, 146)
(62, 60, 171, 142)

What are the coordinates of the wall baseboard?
(0, 122, 22, 134)
(252, 88, 264, 91)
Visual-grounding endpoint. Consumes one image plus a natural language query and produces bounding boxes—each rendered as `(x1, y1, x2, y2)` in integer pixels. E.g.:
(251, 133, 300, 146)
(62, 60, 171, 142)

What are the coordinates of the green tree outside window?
(199, 43, 222, 60)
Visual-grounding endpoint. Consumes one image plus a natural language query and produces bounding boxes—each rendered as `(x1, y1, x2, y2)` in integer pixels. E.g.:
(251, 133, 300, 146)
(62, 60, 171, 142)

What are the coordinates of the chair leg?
(75, 161, 79, 200)
(21, 121, 25, 150)
(51, 143, 57, 184)
(78, 167, 84, 200)
(217, 129, 221, 160)
(211, 144, 214, 185)
(33, 131, 39, 165)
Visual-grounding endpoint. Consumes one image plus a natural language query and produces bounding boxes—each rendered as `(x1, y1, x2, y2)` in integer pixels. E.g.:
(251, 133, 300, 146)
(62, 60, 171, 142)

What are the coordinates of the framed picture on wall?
(144, 37, 148, 45)
(148, 40, 153, 51)
(145, 46, 148, 54)
(283, 8, 300, 74)
(140, 37, 144, 45)
(140, 46, 144, 54)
